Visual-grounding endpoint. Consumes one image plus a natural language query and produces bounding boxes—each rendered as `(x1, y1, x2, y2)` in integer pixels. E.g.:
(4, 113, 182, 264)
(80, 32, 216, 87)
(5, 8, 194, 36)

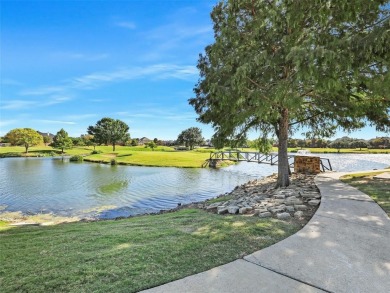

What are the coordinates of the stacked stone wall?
(294, 156, 321, 174)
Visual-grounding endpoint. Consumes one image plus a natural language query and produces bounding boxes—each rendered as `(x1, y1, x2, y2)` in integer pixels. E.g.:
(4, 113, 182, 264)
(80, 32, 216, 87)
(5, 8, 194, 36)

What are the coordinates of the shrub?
(110, 159, 117, 165)
(91, 150, 102, 154)
(69, 155, 84, 162)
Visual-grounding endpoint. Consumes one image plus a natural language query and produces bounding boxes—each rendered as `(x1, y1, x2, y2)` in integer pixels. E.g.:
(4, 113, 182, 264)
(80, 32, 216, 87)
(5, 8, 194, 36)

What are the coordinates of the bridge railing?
(209, 151, 332, 172)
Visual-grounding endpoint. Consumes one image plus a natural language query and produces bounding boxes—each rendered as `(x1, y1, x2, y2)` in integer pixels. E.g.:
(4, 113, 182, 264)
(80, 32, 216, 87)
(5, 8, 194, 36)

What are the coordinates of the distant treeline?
(286, 136, 389, 149)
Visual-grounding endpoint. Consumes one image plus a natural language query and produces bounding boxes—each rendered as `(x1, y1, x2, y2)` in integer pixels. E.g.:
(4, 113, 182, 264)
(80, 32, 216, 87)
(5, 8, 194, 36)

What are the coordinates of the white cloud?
(63, 114, 98, 121)
(51, 52, 109, 61)
(70, 64, 197, 89)
(34, 120, 76, 125)
(0, 100, 36, 110)
(0, 96, 71, 110)
(20, 86, 66, 96)
(115, 21, 136, 29)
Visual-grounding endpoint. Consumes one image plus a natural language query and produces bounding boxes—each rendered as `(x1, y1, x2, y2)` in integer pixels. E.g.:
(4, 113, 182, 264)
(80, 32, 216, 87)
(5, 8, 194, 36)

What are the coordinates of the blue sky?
(0, 0, 388, 140)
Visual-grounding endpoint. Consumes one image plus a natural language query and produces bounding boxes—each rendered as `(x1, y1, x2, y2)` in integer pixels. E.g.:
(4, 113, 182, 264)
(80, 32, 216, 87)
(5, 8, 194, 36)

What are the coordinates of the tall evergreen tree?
(190, 0, 390, 187)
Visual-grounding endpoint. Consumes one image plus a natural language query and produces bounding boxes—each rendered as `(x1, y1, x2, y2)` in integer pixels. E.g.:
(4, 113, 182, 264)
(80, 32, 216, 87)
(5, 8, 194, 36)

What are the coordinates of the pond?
(1, 153, 389, 220)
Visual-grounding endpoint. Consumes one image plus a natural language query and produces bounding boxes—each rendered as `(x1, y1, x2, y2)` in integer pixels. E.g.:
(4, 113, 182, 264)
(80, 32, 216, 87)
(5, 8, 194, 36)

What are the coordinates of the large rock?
(294, 211, 304, 218)
(308, 199, 321, 206)
(285, 206, 295, 212)
(206, 202, 221, 210)
(239, 207, 252, 214)
(285, 196, 302, 206)
(259, 212, 272, 218)
(228, 206, 240, 214)
(217, 207, 228, 214)
(276, 212, 291, 220)
(295, 205, 308, 211)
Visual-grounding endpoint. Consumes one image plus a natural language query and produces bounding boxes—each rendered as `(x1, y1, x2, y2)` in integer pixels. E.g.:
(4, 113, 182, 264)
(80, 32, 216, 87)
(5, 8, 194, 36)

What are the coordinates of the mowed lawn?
(0, 146, 212, 168)
(341, 171, 390, 216)
(0, 209, 301, 293)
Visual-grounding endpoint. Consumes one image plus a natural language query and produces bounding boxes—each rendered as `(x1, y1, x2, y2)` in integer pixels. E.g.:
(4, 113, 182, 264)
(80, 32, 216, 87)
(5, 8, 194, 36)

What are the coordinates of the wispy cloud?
(71, 64, 198, 90)
(51, 52, 109, 61)
(0, 100, 36, 110)
(115, 21, 136, 29)
(63, 114, 98, 120)
(1, 78, 23, 86)
(0, 96, 72, 110)
(20, 86, 66, 96)
(34, 120, 76, 125)
(43, 96, 73, 106)
(11, 64, 197, 113)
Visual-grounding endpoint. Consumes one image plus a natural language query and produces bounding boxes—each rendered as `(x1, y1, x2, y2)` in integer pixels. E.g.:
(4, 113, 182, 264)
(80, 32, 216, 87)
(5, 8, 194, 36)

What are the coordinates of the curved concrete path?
(141, 172, 390, 293)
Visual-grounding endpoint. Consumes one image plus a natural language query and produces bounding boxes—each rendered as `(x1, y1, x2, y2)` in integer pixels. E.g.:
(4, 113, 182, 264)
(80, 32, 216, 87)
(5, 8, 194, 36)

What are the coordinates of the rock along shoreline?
(2, 173, 322, 226)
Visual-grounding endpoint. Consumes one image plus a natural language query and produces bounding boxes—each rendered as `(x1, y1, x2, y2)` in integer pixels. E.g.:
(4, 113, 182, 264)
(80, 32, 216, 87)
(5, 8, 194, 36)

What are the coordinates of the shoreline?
(0, 172, 320, 227)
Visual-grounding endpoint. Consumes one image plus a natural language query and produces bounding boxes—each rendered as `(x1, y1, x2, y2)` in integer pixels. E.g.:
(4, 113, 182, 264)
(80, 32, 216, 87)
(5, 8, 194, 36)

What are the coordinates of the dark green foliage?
(147, 141, 157, 150)
(52, 129, 73, 153)
(69, 155, 84, 162)
(87, 118, 130, 151)
(177, 127, 204, 150)
(91, 150, 103, 154)
(190, 0, 390, 186)
(110, 159, 118, 165)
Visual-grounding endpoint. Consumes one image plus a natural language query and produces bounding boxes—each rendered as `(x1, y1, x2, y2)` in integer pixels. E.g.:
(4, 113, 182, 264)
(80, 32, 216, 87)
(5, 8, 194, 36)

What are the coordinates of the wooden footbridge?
(208, 151, 332, 172)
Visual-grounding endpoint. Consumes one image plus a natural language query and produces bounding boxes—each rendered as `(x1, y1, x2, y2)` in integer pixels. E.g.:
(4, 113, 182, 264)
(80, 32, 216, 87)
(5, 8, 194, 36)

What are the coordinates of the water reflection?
(1, 154, 389, 219)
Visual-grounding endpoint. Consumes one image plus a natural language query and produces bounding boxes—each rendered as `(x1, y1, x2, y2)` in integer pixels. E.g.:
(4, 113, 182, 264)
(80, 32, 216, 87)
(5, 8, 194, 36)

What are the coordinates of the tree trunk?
(25, 144, 29, 153)
(113, 143, 116, 151)
(276, 108, 290, 187)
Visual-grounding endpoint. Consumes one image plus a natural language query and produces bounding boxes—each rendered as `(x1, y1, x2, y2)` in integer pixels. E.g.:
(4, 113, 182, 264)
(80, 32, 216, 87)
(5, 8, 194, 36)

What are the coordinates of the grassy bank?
(1, 145, 389, 168)
(0, 209, 301, 293)
(341, 171, 390, 216)
(0, 146, 211, 168)
(288, 147, 390, 154)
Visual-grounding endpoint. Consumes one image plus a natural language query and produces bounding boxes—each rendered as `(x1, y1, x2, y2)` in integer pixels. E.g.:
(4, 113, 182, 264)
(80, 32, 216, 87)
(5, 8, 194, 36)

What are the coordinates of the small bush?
(110, 159, 118, 165)
(91, 150, 102, 154)
(70, 155, 84, 162)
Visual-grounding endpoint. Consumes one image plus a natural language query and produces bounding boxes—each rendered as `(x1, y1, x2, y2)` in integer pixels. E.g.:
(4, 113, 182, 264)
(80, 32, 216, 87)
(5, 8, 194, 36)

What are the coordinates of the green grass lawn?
(84, 148, 210, 168)
(341, 172, 390, 216)
(0, 146, 211, 168)
(0, 209, 301, 293)
(288, 147, 390, 154)
(1, 145, 389, 168)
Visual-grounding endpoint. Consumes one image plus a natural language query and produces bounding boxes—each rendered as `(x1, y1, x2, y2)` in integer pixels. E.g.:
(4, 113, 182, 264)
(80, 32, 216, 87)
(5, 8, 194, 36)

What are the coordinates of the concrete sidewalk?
(141, 172, 390, 293)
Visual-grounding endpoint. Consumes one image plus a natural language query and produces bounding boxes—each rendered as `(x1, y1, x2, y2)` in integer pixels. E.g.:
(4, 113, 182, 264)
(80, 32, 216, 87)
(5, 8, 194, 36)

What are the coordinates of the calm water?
(1, 154, 389, 219)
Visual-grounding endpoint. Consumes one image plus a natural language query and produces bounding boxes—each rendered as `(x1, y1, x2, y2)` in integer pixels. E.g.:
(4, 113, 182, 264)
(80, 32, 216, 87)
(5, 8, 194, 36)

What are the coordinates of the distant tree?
(87, 118, 130, 151)
(81, 134, 94, 148)
(288, 139, 298, 148)
(153, 138, 158, 144)
(71, 137, 84, 146)
(43, 136, 52, 146)
(5, 128, 43, 153)
(177, 127, 204, 150)
(52, 129, 73, 153)
(250, 137, 274, 154)
(190, 0, 390, 187)
(131, 139, 138, 146)
(297, 140, 306, 149)
(369, 137, 390, 149)
(147, 141, 157, 151)
(349, 139, 369, 150)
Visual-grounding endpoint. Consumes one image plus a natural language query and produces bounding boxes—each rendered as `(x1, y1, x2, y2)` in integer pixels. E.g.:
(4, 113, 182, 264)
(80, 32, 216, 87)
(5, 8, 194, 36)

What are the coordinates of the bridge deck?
(209, 151, 332, 172)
